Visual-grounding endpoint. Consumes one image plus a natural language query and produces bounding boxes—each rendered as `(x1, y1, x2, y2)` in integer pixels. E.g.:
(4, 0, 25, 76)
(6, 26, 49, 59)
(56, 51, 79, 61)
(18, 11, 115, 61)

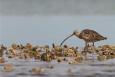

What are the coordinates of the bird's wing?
(82, 33, 91, 40)
(80, 29, 106, 42)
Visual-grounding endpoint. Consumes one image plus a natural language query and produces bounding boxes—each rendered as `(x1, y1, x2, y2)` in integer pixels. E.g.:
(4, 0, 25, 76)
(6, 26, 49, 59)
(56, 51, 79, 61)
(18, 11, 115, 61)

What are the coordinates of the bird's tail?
(104, 37, 107, 40)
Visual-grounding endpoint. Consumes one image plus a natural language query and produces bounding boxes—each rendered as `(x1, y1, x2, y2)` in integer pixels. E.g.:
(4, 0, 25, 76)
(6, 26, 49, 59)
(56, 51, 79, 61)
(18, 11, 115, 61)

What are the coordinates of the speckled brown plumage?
(79, 29, 107, 42)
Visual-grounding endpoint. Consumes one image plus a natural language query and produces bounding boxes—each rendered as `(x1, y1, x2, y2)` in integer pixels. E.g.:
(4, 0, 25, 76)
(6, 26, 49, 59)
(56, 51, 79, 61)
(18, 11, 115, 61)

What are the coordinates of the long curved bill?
(60, 34, 74, 46)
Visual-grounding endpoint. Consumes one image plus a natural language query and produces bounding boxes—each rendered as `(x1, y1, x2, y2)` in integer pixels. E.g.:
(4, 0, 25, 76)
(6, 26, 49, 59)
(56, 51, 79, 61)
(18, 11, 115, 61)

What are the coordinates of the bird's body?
(60, 29, 107, 51)
(78, 29, 107, 42)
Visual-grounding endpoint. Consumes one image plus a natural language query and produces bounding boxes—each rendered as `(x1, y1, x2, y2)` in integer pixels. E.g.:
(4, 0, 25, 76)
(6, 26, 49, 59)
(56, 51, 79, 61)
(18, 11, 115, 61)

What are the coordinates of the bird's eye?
(73, 32, 76, 35)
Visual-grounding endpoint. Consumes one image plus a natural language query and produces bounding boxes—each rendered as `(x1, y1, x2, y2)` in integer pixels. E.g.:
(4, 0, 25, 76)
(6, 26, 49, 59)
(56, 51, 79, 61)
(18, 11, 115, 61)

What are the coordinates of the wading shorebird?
(60, 29, 107, 51)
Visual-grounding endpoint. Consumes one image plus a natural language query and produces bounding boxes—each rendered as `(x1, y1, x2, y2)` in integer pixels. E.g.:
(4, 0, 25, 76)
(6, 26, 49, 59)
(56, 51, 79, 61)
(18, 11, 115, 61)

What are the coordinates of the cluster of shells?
(0, 43, 115, 72)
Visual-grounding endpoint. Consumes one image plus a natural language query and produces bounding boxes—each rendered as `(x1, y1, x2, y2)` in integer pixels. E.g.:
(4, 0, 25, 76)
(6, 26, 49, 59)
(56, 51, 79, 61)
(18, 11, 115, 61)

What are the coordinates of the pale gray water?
(0, 58, 115, 77)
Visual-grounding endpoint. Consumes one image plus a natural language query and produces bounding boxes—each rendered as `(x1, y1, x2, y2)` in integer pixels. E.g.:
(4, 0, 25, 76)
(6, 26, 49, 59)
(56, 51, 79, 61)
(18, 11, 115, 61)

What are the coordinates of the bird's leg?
(92, 42, 95, 62)
(92, 42, 94, 46)
(86, 42, 88, 51)
(83, 42, 88, 60)
(92, 42, 95, 53)
(84, 42, 88, 52)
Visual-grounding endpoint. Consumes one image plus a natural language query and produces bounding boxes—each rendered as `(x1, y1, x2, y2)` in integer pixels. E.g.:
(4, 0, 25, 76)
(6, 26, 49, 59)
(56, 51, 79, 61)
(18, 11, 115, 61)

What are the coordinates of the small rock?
(97, 55, 107, 61)
(41, 53, 52, 62)
(63, 58, 68, 61)
(74, 56, 83, 63)
(47, 65, 54, 69)
(8, 55, 14, 58)
(57, 59, 61, 63)
(57, 57, 62, 63)
(0, 57, 5, 63)
(30, 67, 46, 75)
(68, 60, 78, 64)
(3, 64, 14, 72)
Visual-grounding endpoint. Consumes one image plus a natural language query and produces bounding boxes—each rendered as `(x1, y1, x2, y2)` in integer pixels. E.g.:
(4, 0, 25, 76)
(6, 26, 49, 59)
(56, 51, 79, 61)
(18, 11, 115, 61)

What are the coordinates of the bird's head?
(72, 30, 80, 37)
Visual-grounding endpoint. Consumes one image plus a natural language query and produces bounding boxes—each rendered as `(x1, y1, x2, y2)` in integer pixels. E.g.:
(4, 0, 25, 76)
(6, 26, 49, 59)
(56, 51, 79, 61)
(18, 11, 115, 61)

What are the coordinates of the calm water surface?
(0, 58, 115, 77)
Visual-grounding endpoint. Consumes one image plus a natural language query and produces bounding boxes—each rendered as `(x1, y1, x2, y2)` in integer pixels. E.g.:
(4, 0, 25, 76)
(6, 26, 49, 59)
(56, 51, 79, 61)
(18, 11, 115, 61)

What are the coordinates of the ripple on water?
(91, 73, 115, 77)
(89, 64, 115, 67)
(16, 72, 50, 77)
(103, 69, 115, 73)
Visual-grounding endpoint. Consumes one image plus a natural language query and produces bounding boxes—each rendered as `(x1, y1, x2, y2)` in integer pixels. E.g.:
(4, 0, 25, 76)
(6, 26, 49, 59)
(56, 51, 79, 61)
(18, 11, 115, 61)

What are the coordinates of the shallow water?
(0, 58, 115, 77)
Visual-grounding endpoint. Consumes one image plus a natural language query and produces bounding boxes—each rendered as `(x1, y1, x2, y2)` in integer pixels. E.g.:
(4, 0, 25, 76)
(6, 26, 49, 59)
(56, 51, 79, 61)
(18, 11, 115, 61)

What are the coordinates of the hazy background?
(0, 0, 115, 46)
(1, 0, 115, 16)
